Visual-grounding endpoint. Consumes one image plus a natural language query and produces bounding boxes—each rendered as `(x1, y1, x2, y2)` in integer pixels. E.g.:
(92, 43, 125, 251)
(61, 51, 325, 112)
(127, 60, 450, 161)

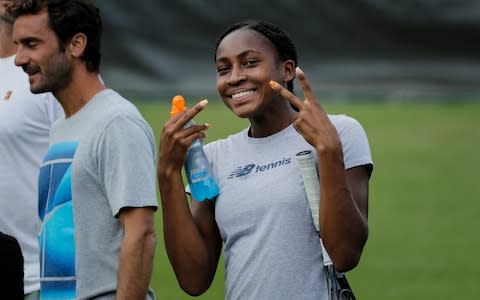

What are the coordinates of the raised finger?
(269, 80, 304, 111)
(174, 99, 209, 128)
(180, 99, 208, 124)
(295, 67, 316, 103)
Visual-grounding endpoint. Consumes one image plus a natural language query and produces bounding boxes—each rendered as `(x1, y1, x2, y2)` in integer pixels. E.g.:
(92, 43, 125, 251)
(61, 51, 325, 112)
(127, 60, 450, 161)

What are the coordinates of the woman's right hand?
(156, 98, 222, 295)
(157, 99, 210, 176)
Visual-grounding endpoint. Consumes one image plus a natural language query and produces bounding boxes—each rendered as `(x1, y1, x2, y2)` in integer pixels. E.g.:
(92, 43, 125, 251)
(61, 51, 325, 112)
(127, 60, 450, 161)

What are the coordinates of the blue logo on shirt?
(228, 157, 291, 179)
(38, 141, 78, 300)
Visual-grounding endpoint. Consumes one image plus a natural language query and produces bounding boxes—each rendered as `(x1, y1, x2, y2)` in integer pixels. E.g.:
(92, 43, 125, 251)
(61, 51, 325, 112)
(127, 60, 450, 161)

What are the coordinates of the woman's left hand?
(269, 67, 342, 154)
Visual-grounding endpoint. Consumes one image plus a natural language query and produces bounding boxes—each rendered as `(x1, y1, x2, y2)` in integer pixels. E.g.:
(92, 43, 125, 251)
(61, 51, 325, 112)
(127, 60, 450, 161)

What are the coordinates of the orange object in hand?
(170, 95, 187, 117)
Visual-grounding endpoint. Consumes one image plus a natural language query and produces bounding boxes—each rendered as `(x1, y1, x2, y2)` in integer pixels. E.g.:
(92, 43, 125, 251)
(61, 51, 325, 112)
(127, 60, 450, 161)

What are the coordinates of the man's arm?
(116, 206, 156, 300)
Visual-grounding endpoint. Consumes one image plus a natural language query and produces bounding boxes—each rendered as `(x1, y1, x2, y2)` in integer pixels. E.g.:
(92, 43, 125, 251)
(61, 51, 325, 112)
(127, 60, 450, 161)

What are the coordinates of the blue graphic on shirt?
(38, 142, 78, 300)
(227, 157, 292, 179)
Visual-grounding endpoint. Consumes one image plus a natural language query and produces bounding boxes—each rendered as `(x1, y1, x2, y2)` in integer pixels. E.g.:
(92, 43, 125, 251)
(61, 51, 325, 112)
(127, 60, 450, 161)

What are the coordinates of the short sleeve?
(332, 115, 373, 173)
(97, 115, 158, 216)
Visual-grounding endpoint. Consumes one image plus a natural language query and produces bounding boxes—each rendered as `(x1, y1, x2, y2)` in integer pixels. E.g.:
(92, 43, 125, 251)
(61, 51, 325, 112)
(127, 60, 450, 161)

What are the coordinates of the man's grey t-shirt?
(204, 115, 373, 300)
(38, 89, 157, 299)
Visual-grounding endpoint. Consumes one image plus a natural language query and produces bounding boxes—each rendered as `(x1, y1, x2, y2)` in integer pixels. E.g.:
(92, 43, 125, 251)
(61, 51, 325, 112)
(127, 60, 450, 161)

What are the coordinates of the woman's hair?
(214, 20, 298, 92)
(8, 0, 102, 73)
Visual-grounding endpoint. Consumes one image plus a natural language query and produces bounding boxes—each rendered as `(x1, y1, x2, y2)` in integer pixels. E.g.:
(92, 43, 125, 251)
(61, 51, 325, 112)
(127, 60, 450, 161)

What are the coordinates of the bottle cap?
(170, 95, 187, 116)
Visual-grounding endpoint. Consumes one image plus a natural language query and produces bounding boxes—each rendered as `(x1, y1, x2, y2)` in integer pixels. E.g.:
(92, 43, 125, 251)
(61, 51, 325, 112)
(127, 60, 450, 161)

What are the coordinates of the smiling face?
(215, 28, 293, 119)
(12, 9, 72, 94)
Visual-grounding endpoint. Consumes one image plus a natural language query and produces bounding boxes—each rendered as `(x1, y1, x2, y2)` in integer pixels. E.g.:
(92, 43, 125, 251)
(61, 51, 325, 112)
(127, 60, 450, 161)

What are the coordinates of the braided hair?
(214, 20, 298, 93)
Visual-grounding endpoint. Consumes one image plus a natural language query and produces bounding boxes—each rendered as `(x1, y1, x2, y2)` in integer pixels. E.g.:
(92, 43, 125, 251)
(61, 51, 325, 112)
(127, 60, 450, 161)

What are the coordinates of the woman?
(157, 20, 373, 300)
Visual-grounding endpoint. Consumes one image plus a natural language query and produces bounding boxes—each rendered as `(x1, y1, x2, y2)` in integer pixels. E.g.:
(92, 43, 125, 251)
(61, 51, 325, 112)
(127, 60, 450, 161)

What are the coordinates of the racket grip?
(296, 150, 333, 266)
(296, 150, 320, 232)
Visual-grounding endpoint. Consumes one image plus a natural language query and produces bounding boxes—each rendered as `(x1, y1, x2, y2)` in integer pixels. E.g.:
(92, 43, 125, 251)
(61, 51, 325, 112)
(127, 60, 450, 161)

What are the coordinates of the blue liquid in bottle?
(170, 95, 219, 201)
(185, 138, 219, 201)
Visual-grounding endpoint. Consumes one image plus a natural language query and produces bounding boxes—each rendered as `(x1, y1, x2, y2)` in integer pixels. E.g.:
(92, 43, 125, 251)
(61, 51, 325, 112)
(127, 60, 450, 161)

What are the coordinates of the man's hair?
(8, 0, 102, 72)
(214, 20, 298, 93)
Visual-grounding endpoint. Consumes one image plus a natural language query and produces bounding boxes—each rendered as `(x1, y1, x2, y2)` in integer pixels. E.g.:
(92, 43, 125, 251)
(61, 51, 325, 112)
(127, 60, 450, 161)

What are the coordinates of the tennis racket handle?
(319, 238, 333, 266)
(296, 150, 334, 267)
(296, 150, 320, 232)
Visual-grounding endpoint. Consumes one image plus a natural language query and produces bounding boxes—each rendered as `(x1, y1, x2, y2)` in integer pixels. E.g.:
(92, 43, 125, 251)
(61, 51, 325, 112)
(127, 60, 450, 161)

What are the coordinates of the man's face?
(0, 0, 13, 22)
(12, 10, 72, 94)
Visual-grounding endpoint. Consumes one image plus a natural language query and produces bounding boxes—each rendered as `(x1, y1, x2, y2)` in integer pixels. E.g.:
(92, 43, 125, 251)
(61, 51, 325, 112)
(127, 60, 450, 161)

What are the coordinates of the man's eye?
(244, 60, 257, 66)
(27, 41, 38, 48)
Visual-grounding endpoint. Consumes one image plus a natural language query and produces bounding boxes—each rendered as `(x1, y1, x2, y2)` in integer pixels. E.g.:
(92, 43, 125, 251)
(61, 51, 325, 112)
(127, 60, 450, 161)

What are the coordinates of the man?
(8, 1, 158, 299)
(0, 0, 63, 299)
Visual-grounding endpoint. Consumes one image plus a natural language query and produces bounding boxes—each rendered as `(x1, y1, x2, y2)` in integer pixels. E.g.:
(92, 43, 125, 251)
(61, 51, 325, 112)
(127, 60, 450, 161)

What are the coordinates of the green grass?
(137, 100, 480, 299)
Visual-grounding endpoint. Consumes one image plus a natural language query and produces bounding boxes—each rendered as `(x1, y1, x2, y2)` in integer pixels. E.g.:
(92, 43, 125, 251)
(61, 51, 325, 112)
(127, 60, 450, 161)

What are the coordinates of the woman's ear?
(282, 59, 296, 83)
(68, 33, 87, 58)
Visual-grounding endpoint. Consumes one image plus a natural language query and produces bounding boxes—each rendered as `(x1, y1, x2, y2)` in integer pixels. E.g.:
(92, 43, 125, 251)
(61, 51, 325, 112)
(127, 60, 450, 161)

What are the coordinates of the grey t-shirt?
(204, 115, 373, 300)
(38, 89, 157, 299)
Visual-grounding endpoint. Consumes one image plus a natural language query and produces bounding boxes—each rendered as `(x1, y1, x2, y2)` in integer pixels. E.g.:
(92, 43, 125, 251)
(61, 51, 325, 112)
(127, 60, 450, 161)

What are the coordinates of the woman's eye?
(244, 60, 258, 66)
(216, 65, 230, 74)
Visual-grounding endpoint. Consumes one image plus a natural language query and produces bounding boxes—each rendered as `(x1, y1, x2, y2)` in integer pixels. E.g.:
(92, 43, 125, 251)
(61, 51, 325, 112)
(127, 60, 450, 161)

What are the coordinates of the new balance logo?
(228, 157, 291, 179)
(228, 164, 256, 179)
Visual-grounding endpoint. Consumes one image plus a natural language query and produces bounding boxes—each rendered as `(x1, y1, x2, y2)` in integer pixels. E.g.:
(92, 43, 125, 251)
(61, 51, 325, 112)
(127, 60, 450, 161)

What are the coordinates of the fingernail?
(204, 123, 211, 128)
(269, 80, 279, 90)
(296, 67, 303, 74)
(199, 99, 208, 107)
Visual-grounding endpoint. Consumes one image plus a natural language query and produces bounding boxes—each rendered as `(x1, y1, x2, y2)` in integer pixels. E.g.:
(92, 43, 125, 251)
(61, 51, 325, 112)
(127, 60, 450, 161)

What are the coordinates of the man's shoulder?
(94, 89, 143, 119)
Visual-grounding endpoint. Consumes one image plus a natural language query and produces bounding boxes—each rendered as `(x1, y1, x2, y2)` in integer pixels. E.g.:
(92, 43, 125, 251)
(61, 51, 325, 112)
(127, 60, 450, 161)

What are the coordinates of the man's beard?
(27, 51, 73, 94)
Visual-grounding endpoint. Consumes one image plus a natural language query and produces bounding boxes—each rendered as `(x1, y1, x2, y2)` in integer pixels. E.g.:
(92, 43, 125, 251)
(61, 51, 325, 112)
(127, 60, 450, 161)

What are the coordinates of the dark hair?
(214, 20, 298, 92)
(8, 0, 102, 72)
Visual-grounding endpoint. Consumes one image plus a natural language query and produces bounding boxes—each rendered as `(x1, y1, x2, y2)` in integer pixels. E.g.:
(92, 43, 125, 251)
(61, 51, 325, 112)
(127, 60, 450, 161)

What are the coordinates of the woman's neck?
(248, 104, 297, 138)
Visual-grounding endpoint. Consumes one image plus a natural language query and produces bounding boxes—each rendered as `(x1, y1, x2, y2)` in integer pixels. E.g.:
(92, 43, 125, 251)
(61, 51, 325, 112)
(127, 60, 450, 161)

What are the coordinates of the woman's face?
(215, 28, 289, 119)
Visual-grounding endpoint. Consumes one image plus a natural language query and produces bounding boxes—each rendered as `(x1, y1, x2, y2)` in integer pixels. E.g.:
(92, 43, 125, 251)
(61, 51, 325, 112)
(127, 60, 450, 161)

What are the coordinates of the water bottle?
(170, 95, 219, 201)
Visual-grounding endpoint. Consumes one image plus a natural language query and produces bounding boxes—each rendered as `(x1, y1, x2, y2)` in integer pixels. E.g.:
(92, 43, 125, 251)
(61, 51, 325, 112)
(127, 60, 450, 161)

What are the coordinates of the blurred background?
(96, 0, 480, 102)
(94, 1, 480, 299)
